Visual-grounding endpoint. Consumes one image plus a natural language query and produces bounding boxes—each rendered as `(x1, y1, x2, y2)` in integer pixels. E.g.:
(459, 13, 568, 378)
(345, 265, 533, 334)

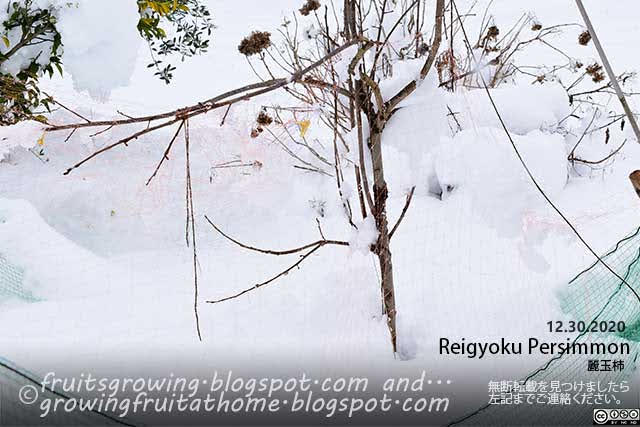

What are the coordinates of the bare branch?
(206, 244, 323, 305)
(570, 139, 627, 165)
(184, 119, 203, 341)
(47, 39, 361, 133)
(385, 0, 445, 113)
(63, 117, 182, 175)
(360, 71, 385, 115)
(146, 120, 186, 186)
(204, 215, 348, 255)
(51, 39, 363, 175)
(389, 186, 416, 239)
(44, 92, 91, 123)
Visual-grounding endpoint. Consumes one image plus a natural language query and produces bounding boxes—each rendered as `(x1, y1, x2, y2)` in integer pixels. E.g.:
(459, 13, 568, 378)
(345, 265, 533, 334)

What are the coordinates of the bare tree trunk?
(359, 0, 444, 354)
(369, 121, 397, 353)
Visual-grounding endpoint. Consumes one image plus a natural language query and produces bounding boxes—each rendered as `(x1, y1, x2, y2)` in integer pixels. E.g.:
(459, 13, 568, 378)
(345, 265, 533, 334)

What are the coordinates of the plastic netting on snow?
(561, 227, 640, 343)
(0, 254, 39, 302)
(451, 227, 640, 426)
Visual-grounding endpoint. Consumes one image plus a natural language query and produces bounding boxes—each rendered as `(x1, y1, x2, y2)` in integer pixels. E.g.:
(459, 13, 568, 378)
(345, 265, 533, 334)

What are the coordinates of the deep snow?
(2, 0, 640, 421)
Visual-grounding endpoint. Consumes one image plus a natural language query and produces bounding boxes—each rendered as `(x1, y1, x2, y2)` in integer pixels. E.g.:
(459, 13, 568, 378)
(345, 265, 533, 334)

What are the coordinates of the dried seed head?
(256, 111, 273, 126)
(531, 23, 542, 31)
(238, 31, 272, 56)
(299, 0, 321, 16)
(586, 62, 605, 83)
(629, 170, 640, 199)
(578, 30, 591, 46)
(486, 25, 499, 39)
(417, 43, 430, 56)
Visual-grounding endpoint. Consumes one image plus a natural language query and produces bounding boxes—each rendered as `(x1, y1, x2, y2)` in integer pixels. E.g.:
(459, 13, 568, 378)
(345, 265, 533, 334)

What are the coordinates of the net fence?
(0, 256, 136, 425)
(451, 227, 640, 426)
(0, 255, 39, 303)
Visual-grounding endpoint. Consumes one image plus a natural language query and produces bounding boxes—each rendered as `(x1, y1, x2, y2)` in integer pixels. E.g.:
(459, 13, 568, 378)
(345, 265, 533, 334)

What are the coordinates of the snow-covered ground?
(2, 0, 640, 422)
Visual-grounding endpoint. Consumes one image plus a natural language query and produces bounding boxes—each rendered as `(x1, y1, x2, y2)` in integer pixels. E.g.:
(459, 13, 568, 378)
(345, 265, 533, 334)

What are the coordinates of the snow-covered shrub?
(451, 14, 567, 89)
(0, 1, 62, 124)
(0, 0, 213, 125)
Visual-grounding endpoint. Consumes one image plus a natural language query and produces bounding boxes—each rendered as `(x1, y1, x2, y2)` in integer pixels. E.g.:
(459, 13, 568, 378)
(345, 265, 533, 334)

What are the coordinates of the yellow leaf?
(2, 36, 9, 48)
(297, 120, 311, 137)
(37, 133, 45, 146)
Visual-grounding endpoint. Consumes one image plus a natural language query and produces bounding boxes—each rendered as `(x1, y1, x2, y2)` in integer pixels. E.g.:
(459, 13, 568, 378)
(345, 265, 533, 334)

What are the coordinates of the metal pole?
(575, 0, 640, 143)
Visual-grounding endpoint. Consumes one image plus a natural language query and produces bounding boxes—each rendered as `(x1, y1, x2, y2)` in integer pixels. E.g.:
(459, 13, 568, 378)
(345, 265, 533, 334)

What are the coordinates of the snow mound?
(434, 127, 568, 236)
(0, 121, 45, 161)
(0, 197, 115, 300)
(450, 83, 570, 135)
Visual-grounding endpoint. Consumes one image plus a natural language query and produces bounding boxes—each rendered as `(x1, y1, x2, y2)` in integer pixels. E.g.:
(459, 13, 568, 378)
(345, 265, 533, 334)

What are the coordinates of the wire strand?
(451, 0, 640, 305)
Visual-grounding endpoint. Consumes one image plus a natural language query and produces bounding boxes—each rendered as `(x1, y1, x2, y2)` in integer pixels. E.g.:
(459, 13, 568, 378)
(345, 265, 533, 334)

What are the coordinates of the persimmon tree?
(43, 0, 445, 353)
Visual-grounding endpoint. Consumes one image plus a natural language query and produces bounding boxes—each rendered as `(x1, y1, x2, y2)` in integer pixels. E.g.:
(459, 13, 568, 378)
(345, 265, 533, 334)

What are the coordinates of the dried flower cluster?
(256, 111, 273, 126)
(578, 30, 591, 46)
(586, 62, 605, 83)
(436, 50, 461, 89)
(238, 31, 272, 56)
(299, 0, 321, 16)
(477, 25, 500, 53)
(486, 25, 500, 39)
(250, 127, 263, 138)
(250, 110, 274, 138)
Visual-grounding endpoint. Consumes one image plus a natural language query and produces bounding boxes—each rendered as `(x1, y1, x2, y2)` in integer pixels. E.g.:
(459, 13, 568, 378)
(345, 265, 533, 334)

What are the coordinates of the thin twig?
(206, 244, 323, 304)
(316, 218, 326, 240)
(389, 186, 416, 239)
(89, 125, 114, 138)
(220, 105, 231, 126)
(64, 128, 77, 142)
(44, 92, 90, 123)
(184, 119, 203, 341)
(146, 120, 186, 186)
(570, 139, 627, 165)
(204, 215, 348, 255)
(63, 117, 182, 175)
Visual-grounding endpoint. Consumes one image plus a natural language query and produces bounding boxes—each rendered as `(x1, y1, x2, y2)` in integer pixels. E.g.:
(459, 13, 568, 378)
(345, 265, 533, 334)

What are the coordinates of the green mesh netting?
(0, 255, 39, 302)
(560, 227, 640, 342)
(451, 227, 640, 426)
